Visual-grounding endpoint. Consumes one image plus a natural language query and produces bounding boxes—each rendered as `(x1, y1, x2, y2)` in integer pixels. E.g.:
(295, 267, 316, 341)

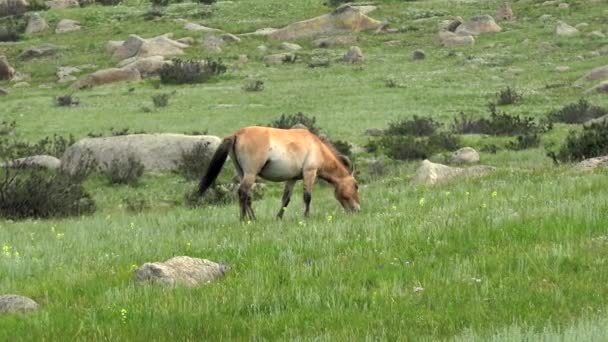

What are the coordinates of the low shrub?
(55, 94, 80, 107)
(95, 0, 121, 5)
(174, 142, 213, 180)
(450, 105, 550, 136)
(551, 122, 608, 162)
(159, 58, 226, 85)
(386, 115, 442, 137)
(331, 139, 352, 157)
(506, 133, 540, 151)
(143, 6, 165, 20)
(242, 79, 264, 92)
(149, 0, 169, 7)
(267, 112, 320, 135)
(0, 133, 75, 160)
(0, 16, 26, 42)
(122, 194, 150, 213)
(0, 0, 27, 18)
(546, 98, 607, 124)
(0, 120, 16, 135)
(104, 155, 145, 185)
(495, 86, 523, 106)
(152, 93, 170, 107)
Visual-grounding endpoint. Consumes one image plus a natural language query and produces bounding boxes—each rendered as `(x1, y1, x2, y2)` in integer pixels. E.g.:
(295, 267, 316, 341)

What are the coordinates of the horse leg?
(302, 169, 317, 217)
(238, 174, 256, 220)
(276, 180, 296, 219)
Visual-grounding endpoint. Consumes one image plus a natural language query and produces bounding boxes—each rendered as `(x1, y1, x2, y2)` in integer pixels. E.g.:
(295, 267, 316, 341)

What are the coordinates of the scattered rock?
(313, 35, 357, 48)
(112, 34, 145, 61)
(138, 34, 188, 59)
(241, 27, 278, 37)
(18, 43, 61, 60)
(220, 33, 240, 43)
(585, 81, 608, 94)
(343, 46, 363, 64)
(0, 88, 7, 96)
(574, 65, 608, 85)
(455, 15, 501, 35)
(56, 66, 80, 83)
(118, 56, 170, 78)
(438, 31, 475, 47)
(105, 40, 123, 54)
(13, 82, 30, 88)
(495, 3, 514, 21)
(45, 0, 78, 9)
(269, 5, 384, 40)
(576, 155, 608, 171)
(308, 55, 331, 68)
(0, 295, 39, 314)
(0, 55, 15, 81)
(555, 65, 570, 72)
(412, 159, 495, 185)
(539, 14, 553, 22)
(555, 21, 578, 36)
(280, 42, 302, 51)
(25, 13, 49, 34)
(61, 134, 221, 175)
(71, 68, 141, 89)
(135, 256, 227, 288)
(55, 19, 81, 34)
(184, 22, 221, 33)
(263, 53, 296, 65)
(558, 2, 569, 9)
(1, 155, 61, 170)
(202, 35, 225, 53)
(589, 31, 606, 39)
(176, 37, 194, 45)
(412, 49, 426, 60)
(449, 147, 480, 165)
(256, 45, 268, 53)
(446, 18, 462, 32)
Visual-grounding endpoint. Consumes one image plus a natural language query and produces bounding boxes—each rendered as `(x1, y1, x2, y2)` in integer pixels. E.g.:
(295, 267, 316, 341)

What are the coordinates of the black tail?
(198, 136, 234, 196)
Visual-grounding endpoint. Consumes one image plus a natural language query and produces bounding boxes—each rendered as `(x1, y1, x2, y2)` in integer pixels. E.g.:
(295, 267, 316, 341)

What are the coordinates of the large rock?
(455, 15, 502, 35)
(0, 56, 15, 81)
(576, 155, 608, 171)
(584, 114, 608, 127)
(112, 34, 145, 61)
(269, 5, 385, 40)
(45, 0, 78, 9)
(25, 13, 49, 34)
(56, 66, 80, 83)
(71, 68, 141, 89)
(0, 0, 28, 17)
(201, 35, 225, 53)
(555, 21, 579, 36)
(438, 31, 475, 47)
(495, 3, 514, 21)
(585, 81, 608, 94)
(574, 65, 608, 85)
(110, 34, 189, 60)
(0, 295, 39, 314)
(313, 35, 357, 48)
(118, 56, 170, 78)
(343, 46, 363, 63)
(1, 155, 61, 170)
(280, 42, 302, 51)
(184, 22, 221, 33)
(449, 147, 480, 165)
(56, 19, 81, 34)
(412, 159, 495, 185)
(18, 43, 61, 60)
(61, 134, 221, 174)
(134, 256, 227, 288)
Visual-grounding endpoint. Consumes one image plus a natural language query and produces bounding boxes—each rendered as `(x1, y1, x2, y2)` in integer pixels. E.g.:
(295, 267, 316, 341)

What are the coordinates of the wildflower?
(413, 286, 424, 293)
(2, 244, 10, 257)
(419, 198, 425, 206)
(391, 205, 397, 211)
(129, 222, 135, 230)
(56, 233, 65, 240)
(120, 308, 128, 323)
(471, 277, 482, 283)
(445, 191, 451, 196)
(491, 190, 498, 198)
(326, 214, 333, 222)
(130, 264, 138, 271)
(465, 191, 470, 196)
(50, 226, 56, 233)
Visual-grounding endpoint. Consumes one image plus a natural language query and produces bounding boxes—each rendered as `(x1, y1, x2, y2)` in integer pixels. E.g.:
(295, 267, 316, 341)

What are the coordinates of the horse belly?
(259, 156, 302, 182)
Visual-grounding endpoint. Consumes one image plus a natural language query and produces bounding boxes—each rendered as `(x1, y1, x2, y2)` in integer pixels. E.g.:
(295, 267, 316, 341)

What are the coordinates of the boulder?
(18, 43, 61, 60)
(240, 27, 278, 37)
(555, 21, 578, 36)
(118, 56, 170, 77)
(313, 35, 357, 48)
(106, 40, 124, 54)
(585, 81, 608, 94)
(343, 46, 363, 63)
(220, 33, 240, 43)
(1, 155, 61, 170)
(269, 5, 385, 40)
(263, 53, 296, 65)
(445, 18, 462, 32)
(13, 82, 30, 88)
(412, 49, 426, 60)
(45, 0, 78, 9)
(449, 147, 480, 165)
(56, 66, 80, 83)
(455, 15, 501, 35)
(137, 35, 188, 58)
(60, 134, 221, 174)
(589, 31, 606, 39)
(134, 256, 227, 288)
(55, 19, 81, 34)
(0, 56, 15, 81)
(176, 37, 194, 45)
(71, 68, 141, 89)
(0, 0, 27, 17)
(0, 295, 39, 314)
(495, 3, 514, 21)
(201, 35, 224, 53)
(25, 13, 49, 34)
(112, 35, 145, 61)
(576, 155, 608, 171)
(280, 42, 302, 51)
(0, 88, 7, 96)
(184, 22, 221, 33)
(438, 31, 475, 47)
(574, 65, 608, 85)
(412, 159, 495, 185)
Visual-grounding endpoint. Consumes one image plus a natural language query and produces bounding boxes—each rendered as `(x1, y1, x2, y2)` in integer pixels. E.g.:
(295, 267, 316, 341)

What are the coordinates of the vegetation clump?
(0, 16, 26, 42)
(495, 86, 523, 106)
(242, 79, 264, 92)
(450, 105, 550, 136)
(386, 115, 442, 136)
(56, 94, 80, 107)
(267, 112, 320, 135)
(103, 155, 145, 185)
(550, 122, 608, 162)
(160, 58, 226, 85)
(174, 142, 213, 181)
(152, 93, 170, 107)
(546, 98, 607, 124)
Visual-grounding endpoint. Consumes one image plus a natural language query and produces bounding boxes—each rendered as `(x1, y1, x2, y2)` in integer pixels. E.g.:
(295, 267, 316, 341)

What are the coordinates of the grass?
(1, 0, 608, 339)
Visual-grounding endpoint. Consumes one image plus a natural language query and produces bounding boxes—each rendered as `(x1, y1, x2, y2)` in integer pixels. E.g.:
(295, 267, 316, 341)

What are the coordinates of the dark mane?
(317, 134, 350, 170)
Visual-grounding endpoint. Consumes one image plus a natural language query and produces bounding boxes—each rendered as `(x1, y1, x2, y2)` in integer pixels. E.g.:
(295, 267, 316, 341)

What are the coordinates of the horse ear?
(339, 155, 354, 174)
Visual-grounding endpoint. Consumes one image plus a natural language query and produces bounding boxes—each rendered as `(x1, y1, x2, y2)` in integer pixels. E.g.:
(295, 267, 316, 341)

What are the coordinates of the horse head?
(334, 155, 360, 212)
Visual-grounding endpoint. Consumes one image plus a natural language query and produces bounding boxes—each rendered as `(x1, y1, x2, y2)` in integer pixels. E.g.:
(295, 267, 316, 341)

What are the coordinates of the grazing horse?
(198, 126, 360, 220)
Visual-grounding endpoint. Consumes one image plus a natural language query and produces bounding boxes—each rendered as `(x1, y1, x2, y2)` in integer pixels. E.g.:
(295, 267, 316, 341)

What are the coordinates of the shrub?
(122, 194, 150, 213)
(152, 93, 170, 107)
(0, 167, 95, 219)
(0, 120, 16, 136)
(56, 94, 80, 107)
(381, 136, 431, 161)
(495, 87, 523, 106)
(0, 0, 27, 18)
(95, 0, 121, 5)
(546, 98, 607, 124)
(268, 112, 320, 135)
(386, 115, 442, 137)
(331, 139, 352, 157)
(103, 155, 145, 185)
(450, 106, 549, 136)
(243, 79, 264, 92)
(0, 16, 26, 42)
(143, 6, 165, 20)
(159, 58, 226, 85)
(198, 0, 216, 4)
(27, 0, 49, 11)
(384, 77, 399, 88)
(174, 142, 212, 180)
(149, 0, 169, 6)
(506, 133, 540, 151)
(427, 132, 461, 151)
(552, 122, 608, 162)
(0, 133, 75, 160)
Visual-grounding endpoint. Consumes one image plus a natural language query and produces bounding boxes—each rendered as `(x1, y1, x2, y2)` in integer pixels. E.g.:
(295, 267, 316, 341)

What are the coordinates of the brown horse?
(198, 126, 360, 220)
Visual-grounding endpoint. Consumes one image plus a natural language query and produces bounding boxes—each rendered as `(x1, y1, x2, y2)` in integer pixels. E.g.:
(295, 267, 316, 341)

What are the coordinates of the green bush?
(495, 87, 523, 106)
(143, 6, 165, 20)
(103, 155, 145, 185)
(56, 94, 80, 107)
(451, 105, 550, 136)
(370, 133, 460, 161)
(546, 98, 607, 124)
(242, 79, 264, 92)
(267, 112, 320, 135)
(506, 134, 540, 151)
(152, 93, 170, 107)
(552, 122, 608, 162)
(174, 142, 213, 180)
(386, 115, 442, 137)
(160, 58, 226, 85)
(0, 16, 26, 42)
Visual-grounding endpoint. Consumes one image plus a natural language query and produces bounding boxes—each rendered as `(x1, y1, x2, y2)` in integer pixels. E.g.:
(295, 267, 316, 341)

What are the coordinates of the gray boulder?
(71, 68, 141, 89)
(18, 43, 61, 60)
(25, 13, 49, 34)
(263, 53, 296, 65)
(438, 31, 475, 47)
(135, 256, 227, 287)
(0, 56, 15, 81)
(56, 66, 80, 83)
(118, 56, 170, 78)
(574, 65, 608, 85)
(61, 133, 221, 175)
(112, 35, 145, 61)
(585, 81, 608, 94)
(455, 15, 502, 35)
(412, 159, 495, 185)
(555, 21, 578, 36)
(412, 49, 426, 60)
(449, 147, 480, 165)
(1, 155, 61, 170)
(280, 42, 302, 51)
(55, 19, 81, 34)
(0, 295, 39, 314)
(576, 155, 608, 171)
(343, 46, 363, 63)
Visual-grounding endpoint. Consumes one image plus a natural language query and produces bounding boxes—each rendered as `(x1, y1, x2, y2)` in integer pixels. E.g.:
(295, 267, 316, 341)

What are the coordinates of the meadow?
(1, 0, 608, 340)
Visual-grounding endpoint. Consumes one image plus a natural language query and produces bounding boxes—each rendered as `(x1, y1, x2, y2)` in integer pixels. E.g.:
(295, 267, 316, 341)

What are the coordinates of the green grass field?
(1, 0, 608, 340)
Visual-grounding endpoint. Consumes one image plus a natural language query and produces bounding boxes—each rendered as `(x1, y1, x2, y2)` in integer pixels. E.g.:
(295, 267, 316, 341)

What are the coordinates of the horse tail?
(198, 135, 235, 196)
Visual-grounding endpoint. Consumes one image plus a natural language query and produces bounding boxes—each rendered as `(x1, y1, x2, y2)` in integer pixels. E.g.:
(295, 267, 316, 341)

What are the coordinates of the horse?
(198, 126, 360, 220)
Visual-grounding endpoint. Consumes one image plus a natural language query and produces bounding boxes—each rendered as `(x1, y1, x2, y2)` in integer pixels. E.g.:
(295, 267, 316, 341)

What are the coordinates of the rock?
(55, 19, 81, 34)
(105, 40, 123, 54)
(555, 21, 578, 36)
(280, 42, 302, 51)
(555, 65, 570, 72)
(1, 155, 61, 170)
(18, 43, 61, 60)
(0, 295, 39, 314)
(308, 56, 331, 68)
(220, 33, 240, 43)
(589, 31, 605, 39)
(539, 14, 553, 22)
(0, 0, 27, 17)
(184, 22, 220, 33)
(412, 49, 426, 60)
(25, 13, 49, 34)
(313, 35, 358, 48)
(202, 35, 224, 53)
(135, 256, 227, 288)
(585, 81, 608, 94)
(269, 5, 384, 40)
(256, 45, 268, 53)
(449, 147, 480, 165)
(446, 18, 462, 32)
(412, 159, 495, 185)
(343, 46, 363, 63)
(56, 66, 80, 83)
(0, 88, 7, 96)
(558, 2, 569, 9)
(71, 68, 141, 89)
(237, 54, 248, 65)
(176, 37, 194, 45)
(45, 0, 78, 9)
(576, 155, 608, 171)
(241, 27, 278, 37)
(263, 53, 296, 65)
(539, 41, 558, 51)
(364, 128, 384, 136)
(61, 134, 221, 175)
(13, 82, 29, 88)
(118, 56, 170, 78)
(583, 114, 608, 127)
(575, 23, 589, 29)
(574, 65, 608, 85)
(351, 5, 376, 15)
(138, 35, 188, 58)
(438, 31, 475, 47)
(0, 55, 15, 81)
(10, 71, 29, 82)
(455, 15, 501, 35)
(112, 35, 145, 61)
(495, 3, 514, 21)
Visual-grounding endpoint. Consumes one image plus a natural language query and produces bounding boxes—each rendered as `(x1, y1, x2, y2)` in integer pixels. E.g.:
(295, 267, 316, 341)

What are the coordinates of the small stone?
(589, 31, 606, 39)
(438, 31, 475, 47)
(412, 49, 426, 60)
(279, 42, 302, 52)
(0, 88, 8, 96)
(555, 66, 570, 72)
(343, 46, 363, 64)
(55, 19, 81, 34)
(25, 13, 49, 34)
(0, 295, 39, 314)
(558, 2, 569, 9)
(555, 21, 579, 37)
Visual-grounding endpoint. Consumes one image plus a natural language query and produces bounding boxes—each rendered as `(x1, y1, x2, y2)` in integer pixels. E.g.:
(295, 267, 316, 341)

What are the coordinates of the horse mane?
(316, 134, 351, 172)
